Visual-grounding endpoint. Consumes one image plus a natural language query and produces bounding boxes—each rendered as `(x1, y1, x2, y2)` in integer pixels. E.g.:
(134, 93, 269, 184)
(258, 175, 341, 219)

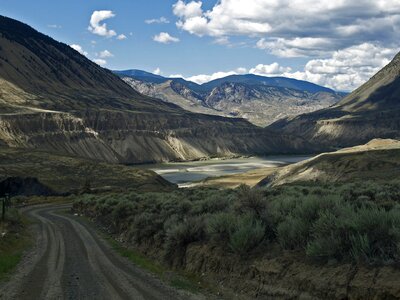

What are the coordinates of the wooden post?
(1, 198, 4, 221)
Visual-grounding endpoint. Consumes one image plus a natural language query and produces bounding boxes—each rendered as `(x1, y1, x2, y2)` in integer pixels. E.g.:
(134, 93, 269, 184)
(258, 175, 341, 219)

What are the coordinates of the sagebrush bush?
(228, 214, 265, 255)
(277, 216, 310, 249)
(164, 216, 206, 265)
(73, 180, 400, 265)
(207, 212, 236, 243)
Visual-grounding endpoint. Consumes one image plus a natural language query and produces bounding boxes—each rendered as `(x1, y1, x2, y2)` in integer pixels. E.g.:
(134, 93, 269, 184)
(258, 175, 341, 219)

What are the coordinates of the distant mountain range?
(115, 70, 346, 126)
(269, 51, 400, 148)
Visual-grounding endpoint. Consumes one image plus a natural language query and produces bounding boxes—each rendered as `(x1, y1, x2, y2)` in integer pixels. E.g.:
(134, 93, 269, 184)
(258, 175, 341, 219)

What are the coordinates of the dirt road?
(0, 204, 192, 300)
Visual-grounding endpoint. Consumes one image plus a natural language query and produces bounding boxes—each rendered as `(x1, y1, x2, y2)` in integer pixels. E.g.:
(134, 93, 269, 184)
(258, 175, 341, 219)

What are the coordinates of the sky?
(1, 0, 400, 92)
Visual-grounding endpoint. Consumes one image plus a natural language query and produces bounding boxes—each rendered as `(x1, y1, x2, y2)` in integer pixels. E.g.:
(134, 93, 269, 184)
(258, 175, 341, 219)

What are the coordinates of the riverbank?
(179, 167, 279, 188)
(141, 155, 310, 186)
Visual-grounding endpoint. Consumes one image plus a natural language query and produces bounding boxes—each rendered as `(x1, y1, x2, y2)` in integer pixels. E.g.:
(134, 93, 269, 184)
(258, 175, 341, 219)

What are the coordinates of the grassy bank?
(0, 209, 31, 281)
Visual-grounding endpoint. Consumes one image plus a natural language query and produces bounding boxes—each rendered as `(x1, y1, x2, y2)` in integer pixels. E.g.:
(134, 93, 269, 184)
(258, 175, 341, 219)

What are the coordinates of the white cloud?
(173, 0, 400, 56)
(99, 50, 113, 58)
(249, 63, 292, 76)
(145, 17, 170, 24)
(117, 34, 127, 40)
(93, 59, 107, 66)
(153, 32, 180, 44)
(283, 43, 397, 91)
(169, 74, 184, 78)
(256, 37, 335, 58)
(172, 43, 396, 91)
(186, 69, 246, 84)
(88, 10, 117, 38)
(48, 24, 61, 29)
(173, 0, 203, 19)
(213, 36, 230, 45)
(69, 44, 88, 56)
(153, 67, 162, 75)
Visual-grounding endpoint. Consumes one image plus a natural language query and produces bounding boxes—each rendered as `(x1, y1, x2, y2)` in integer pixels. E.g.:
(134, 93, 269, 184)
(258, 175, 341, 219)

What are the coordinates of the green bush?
(234, 185, 266, 218)
(228, 214, 265, 255)
(207, 212, 237, 243)
(277, 216, 310, 249)
(164, 216, 206, 265)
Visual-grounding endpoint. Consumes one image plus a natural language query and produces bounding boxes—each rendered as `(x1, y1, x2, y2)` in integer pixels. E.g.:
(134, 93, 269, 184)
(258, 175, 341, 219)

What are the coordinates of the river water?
(141, 155, 310, 185)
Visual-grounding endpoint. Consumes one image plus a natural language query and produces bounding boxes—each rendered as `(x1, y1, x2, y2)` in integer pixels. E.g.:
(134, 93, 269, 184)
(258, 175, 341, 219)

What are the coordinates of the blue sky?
(1, 0, 399, 91)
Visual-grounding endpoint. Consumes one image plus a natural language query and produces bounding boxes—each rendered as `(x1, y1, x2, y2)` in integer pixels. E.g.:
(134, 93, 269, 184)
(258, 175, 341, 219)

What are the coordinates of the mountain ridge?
(268, 50, 400, 148)
(0, 15, 312, 164)
(117, 70, 344, 126)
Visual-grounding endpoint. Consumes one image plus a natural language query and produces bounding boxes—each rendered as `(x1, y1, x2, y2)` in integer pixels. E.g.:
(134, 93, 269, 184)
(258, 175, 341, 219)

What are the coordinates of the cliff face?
(0, 15, 312, 163)
(269, 52, 400, 148)
(0, 112, 120, 162)
(79, 110, 310, 163)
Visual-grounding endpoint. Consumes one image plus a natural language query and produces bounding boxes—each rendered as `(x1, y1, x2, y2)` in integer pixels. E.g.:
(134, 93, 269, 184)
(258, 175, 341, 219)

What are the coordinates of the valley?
(1, 7, 400, 300)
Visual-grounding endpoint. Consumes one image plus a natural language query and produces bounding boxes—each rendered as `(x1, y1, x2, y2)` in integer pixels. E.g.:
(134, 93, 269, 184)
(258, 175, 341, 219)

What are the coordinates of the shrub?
(277, 216, 310, 249)
(229, 214, 266, 255)
(128, 212, 164, 245)
(235, 185, 266, 218)
(164, 216, 206, 265)
(207, 212, 237, 243)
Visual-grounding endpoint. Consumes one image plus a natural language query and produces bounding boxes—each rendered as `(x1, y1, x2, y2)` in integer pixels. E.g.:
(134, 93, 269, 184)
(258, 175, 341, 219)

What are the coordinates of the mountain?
(116, 70, 344, 126)
(257, 139, 400, 187)
(113, 69, 167, 84)
(0, 16, 311, 164)
(268, 52, 400, 148)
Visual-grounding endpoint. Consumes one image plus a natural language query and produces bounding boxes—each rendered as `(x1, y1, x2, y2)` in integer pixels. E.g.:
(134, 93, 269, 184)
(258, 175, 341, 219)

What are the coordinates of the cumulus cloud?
(249, 63, 292, 76)
(175, 43, 396, 91)
(93, 59, 107, 66)
(173, 0, 203, 19)
(153, 67, 162, 75)
(117, 34, 127, 40)
(153, 32, 180, 44)
(88, 10, 117, 37)
(99, 50, 113, 58)
(185, 67, 247, 84)
(173, 0, 400, 56)
(145, 17, 170, 24)
(169, 74, 184, 78)
(283, 43, 397, 91)
(69, 44, 88, 56)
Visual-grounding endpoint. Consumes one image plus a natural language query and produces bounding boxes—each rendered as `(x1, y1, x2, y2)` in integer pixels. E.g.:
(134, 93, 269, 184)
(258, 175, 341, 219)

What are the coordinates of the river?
(141, 155, 310, 185)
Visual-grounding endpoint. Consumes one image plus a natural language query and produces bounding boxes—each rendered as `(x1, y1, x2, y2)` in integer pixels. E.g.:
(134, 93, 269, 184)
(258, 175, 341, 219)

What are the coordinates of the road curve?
(0, 204, 189, 300)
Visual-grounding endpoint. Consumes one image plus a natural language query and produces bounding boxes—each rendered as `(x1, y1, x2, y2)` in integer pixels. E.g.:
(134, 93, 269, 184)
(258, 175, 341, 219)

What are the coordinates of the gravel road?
(0, 204, 196, 300)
